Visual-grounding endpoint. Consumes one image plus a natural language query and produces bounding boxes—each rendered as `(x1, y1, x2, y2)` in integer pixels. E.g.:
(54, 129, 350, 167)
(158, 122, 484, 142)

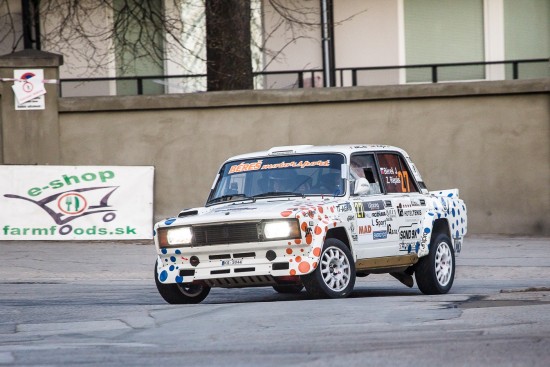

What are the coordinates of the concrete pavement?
(1, 236, 550, 366)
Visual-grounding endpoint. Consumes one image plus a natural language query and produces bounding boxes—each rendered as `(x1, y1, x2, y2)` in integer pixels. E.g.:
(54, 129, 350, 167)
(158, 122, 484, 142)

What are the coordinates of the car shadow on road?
(200, 284, 421, 305)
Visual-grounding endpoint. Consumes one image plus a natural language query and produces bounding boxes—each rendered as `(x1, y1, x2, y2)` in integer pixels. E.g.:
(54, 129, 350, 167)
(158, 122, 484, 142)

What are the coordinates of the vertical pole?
(431, 66, 438, 83)
(327, 0, 336, 87)
(137, 78, 144, 95)
(21, 0, 33, 49)
(32, 0, 41, 50)
(320, 0, 334, 87)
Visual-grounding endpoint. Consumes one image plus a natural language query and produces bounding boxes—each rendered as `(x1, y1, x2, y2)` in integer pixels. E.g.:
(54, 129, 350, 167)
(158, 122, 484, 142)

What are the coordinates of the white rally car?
(153, 145, 467, 303)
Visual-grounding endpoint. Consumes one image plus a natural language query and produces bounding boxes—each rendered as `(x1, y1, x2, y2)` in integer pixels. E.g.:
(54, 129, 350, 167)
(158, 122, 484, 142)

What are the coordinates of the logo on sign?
(57, 192, 88, 215)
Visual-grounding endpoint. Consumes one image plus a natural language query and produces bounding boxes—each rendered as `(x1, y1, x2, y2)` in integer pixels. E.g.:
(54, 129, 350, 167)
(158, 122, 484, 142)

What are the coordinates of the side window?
(377, 153, 418, 193)
(350, 154, 382, 194)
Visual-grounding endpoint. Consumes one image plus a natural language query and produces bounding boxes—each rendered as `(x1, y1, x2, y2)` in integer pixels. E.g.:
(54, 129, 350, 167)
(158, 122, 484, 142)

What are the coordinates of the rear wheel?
(415, 233, 455, 294)
(301, 239, 356, 299)
(155, 261, 210, 304)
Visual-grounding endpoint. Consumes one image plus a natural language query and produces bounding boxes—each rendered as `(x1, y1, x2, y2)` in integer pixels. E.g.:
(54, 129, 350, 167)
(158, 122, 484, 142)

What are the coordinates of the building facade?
(1, 0, 548, 96)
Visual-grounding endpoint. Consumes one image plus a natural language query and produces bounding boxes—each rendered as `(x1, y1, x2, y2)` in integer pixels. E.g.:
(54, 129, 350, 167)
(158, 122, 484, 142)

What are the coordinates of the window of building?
(403, 0, 485, 82)
(113, 0, 165, 95)
(504, 0, 550, 79)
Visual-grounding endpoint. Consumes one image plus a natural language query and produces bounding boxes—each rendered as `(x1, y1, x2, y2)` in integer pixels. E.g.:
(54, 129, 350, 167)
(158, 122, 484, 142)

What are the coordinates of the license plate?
(221, 259, 243, 266)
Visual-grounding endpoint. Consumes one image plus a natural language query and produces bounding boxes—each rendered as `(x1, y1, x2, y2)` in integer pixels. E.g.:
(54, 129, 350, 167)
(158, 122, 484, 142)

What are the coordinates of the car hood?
(157, 197, 333, 228)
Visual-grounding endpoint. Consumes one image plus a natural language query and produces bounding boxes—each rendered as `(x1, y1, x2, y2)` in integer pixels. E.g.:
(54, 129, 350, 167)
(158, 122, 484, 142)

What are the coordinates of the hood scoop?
(178, 209, 199, 218)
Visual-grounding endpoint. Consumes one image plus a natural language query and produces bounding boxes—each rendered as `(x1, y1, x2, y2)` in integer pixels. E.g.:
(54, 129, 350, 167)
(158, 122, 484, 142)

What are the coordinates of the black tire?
(154, 261, 210, 304)
(301, 238, 356, 299)
(415, 233, 455, 295)
(272, 284, 304, 294)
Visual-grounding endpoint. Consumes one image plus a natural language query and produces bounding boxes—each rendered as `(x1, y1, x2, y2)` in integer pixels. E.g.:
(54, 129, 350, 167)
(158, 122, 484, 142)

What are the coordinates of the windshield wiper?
(252, 191, 304, 199)
(208, 193, 254, 204)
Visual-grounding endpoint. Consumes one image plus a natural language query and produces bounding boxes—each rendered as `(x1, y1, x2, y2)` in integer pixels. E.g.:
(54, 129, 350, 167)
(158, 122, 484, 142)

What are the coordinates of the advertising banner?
(0, 166, 154, 240)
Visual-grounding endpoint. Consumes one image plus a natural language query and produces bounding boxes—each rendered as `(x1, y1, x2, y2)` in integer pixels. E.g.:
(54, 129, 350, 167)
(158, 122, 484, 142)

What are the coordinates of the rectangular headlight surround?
(158, 226, 193, 248)
(261, 219, 301, 240)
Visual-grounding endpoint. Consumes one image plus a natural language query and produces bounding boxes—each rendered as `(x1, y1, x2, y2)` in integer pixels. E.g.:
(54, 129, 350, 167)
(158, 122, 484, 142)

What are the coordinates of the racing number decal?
(354, 202, 365, 218)
(398, 171, 410, 193)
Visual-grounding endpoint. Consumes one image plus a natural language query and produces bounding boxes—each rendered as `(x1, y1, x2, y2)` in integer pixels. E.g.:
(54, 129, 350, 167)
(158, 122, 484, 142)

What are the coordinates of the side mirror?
(354, 178, 370, 196)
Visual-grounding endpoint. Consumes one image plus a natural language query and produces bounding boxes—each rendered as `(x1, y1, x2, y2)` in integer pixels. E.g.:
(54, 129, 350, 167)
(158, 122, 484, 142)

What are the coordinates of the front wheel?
(154, 261, 210, 304)
(415, 233, 455, 294)
(301, 239, 356, 299)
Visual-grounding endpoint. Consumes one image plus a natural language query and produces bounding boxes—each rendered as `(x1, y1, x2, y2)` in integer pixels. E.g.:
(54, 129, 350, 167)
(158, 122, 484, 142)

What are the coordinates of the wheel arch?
(432, 218, 451, 239)
(325, 226, 351, 250)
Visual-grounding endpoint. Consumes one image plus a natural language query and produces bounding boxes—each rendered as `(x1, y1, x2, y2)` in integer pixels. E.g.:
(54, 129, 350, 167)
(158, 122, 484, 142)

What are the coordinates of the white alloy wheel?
(320, 246, 351, 292)
(301, 238, 356, 299)
(415, 233, 455, 295)
(435, 241, 453, 287)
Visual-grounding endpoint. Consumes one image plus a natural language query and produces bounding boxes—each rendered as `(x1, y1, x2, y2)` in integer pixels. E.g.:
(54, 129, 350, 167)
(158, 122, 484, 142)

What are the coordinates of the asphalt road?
(1, 236, 550, 366)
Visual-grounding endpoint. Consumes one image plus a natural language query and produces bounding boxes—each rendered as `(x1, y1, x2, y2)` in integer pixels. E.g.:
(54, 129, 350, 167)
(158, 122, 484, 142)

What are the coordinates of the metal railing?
(339, 58, 548, 85)
(59, 58, 548, 97)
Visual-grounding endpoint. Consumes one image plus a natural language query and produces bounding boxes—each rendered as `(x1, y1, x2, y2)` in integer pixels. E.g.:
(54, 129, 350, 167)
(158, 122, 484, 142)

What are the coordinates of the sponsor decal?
(260, 160, 330, 170)
(338, 202, 353, 213)
(398, 224, 419, 252)
(386, 207, 397, 220)
(421, 232, 429, 245)
(399, 228, 418, 240)
(372, 218, 386, 228)
(364, 200, 385, 211)
(346, 215, 355, 222)
(229, 159, 331, 174)
(373, 230, 388, 240)
(228, 160, 263, 174)
(397, 203, 422, 217)
(358, 225, 372, 235)
(371, 211, 386, 218)
(387, 224, 398, 235)
(411, 198, 422, 207)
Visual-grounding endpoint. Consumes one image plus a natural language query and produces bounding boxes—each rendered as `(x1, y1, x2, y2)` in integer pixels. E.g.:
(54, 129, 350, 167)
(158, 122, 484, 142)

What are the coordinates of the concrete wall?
(51, 79, 550, 236)
(1, 62, 548, 235)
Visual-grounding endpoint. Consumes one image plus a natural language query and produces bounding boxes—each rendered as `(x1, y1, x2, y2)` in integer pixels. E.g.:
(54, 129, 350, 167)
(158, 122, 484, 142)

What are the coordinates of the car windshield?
(207, 153, 346, 205)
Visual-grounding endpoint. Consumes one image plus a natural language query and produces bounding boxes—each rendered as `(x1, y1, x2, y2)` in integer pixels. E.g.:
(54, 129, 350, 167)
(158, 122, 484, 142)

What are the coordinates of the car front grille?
(192, 222, 260, 246)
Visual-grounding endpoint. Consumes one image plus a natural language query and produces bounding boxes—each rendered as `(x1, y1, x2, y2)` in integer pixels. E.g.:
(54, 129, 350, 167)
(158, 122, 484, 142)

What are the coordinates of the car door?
(376, 152, 426, 256)
(348, 153, 393, 259)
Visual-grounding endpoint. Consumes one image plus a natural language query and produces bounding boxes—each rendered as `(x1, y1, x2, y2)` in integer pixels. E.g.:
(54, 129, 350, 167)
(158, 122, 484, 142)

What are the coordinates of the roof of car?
(227, 144, 410, 161)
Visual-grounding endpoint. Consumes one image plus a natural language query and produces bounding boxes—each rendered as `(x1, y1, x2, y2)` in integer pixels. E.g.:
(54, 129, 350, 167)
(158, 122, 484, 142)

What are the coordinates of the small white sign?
(12, 69, 46, 110)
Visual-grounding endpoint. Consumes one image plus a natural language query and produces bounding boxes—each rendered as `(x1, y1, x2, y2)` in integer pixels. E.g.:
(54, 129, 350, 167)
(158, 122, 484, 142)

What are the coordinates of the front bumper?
(156, 239, 318, 284)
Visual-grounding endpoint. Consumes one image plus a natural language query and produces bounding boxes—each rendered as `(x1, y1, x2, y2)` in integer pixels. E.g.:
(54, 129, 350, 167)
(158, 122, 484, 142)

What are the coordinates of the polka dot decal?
(298, 262, 311, 273)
